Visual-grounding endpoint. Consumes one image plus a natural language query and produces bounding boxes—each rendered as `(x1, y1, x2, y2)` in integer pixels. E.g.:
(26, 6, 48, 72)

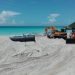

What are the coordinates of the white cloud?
(0, 10, 21, 24)
(48, 13, 60, 23)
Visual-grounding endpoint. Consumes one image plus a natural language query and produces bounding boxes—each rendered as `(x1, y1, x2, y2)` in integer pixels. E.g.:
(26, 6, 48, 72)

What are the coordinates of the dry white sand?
(0, 36, 75, 75)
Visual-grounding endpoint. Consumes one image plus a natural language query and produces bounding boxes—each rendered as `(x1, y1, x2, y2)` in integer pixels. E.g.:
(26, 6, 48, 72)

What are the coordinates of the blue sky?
(0, 0, 75, 26)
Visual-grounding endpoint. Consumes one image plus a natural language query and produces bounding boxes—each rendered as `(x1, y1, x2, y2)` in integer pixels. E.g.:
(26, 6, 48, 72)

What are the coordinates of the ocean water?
(0, 26, 64, 36)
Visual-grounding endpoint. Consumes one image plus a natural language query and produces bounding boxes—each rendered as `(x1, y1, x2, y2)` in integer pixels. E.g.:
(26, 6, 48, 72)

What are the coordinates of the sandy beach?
(0, 36, 75, 75)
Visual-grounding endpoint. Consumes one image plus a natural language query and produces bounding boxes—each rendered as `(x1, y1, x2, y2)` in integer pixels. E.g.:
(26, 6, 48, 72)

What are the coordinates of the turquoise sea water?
(0, 26, 64, 36)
